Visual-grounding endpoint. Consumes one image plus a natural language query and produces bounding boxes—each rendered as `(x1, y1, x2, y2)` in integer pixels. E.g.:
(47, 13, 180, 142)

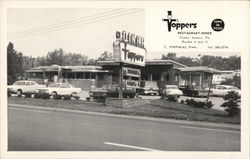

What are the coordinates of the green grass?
(8, 97, 240, 124)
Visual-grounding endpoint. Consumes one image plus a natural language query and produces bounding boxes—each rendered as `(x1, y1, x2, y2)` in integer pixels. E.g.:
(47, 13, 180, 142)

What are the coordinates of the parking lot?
(139, 95, 229, 111)
(10, 90, 237, 112)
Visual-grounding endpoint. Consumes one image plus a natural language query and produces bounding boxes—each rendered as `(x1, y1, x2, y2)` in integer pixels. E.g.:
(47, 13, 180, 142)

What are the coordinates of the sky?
(7, 3, 246, 60)
(7, 8, 145, 59)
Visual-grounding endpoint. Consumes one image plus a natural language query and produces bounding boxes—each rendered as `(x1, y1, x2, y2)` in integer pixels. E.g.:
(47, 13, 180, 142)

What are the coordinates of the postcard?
(1, 1, 249, 159)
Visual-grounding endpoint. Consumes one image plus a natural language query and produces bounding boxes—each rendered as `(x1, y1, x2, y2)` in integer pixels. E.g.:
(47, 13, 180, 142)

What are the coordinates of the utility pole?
(119, 63, 124, 99)
(206, 76, 213, 103)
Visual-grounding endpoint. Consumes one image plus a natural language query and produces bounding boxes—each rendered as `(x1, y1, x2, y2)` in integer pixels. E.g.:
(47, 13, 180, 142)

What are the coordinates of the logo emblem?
(211, 19, 225, 32)
(162, 11, 197, 32)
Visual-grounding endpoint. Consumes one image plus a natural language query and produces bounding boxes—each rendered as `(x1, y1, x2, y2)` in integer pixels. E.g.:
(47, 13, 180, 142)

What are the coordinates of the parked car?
(179, 85, 211, 97)
(7, 80, 46, 97)
(206, 85, 241, 97)
(35, 83, 81, 99)
(161, 85, 183, 101)
(140, 81, 159, 96)
(89, 85, 136, 100)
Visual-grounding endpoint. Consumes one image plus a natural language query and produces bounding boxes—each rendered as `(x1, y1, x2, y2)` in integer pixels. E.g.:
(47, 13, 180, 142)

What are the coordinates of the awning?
(178, 66, 221, 74)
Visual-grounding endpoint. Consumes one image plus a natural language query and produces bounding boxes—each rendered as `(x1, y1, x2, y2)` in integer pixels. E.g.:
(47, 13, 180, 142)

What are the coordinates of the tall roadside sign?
(113, 31, 146, 99)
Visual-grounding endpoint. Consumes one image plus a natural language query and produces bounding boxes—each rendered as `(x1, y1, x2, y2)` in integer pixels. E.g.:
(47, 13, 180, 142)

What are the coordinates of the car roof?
(15, 80, 34, 82)
(49, 83, 70, 85)
(217, 85, 234, 88)
(164, 85, 178, 87)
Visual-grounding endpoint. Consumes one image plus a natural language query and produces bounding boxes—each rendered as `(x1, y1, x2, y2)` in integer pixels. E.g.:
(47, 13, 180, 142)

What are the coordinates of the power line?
(8, 9, 137, 35)
(8, 9, 143, 40)
(8, 8, 124, 35)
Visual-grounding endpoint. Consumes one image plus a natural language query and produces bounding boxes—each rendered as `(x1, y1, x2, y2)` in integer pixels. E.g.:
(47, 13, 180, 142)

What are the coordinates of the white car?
(207, 85, 241, 97)
(161, 85, 183, 100)
(36, 83, 82, 99)
(8, 80, 46, 97)
(141, 81, 159, 96)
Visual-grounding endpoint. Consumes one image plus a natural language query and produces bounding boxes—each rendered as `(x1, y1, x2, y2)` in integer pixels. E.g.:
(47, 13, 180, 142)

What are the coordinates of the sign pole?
(119, 62, 124, 99)
(206, 76, 213, 103)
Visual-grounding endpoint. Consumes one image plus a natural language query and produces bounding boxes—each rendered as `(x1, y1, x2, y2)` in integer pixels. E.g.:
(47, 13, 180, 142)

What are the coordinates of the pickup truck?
(8, 80, 46, 97)
(89, 85, 136, 100)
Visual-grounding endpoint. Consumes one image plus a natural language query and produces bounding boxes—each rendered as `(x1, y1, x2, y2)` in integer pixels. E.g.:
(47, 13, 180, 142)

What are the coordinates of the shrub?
(221, 91, 241, 116)
(193, 101, 206, 108)
(185, 98, 214, 109)
(180, 100, 185, 104)
(185, 98, 195, 105)
(205, 101, 214, 109)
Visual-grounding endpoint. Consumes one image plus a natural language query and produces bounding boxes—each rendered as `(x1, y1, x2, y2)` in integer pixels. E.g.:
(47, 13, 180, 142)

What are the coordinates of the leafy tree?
(220, 76, 241, 89)
(162, 53, 200, 66)
(36, 56, 47, 66)
(7, 42, 24, 84)
(65, 52, 88, 66)
(46, 48, 66, 65)
(162, 53, 241, 70)
(97, 51, 112, 61)
(221, 91, 241, 116)
(87, 58, 98, 65)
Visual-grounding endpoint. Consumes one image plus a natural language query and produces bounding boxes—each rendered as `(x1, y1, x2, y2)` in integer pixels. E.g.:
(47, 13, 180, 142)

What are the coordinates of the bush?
(180, 100, 185, 104)
(221, 91, 241, 116)
(185, 98, 214, 109)
(205, 101, 214, 109)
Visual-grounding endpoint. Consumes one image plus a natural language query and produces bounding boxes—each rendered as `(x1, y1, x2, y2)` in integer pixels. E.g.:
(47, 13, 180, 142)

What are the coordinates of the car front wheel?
(17, 90, 22, 97)
(51, 92, 57, 99)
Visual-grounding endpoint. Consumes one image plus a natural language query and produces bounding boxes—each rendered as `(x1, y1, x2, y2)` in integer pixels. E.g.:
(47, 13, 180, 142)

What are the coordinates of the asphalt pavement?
(140, 95, 227, 111)
(8, 105, 240, 151)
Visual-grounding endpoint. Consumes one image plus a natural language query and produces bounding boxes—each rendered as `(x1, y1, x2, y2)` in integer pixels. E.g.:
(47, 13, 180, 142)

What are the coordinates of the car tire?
(17, 90, 22, 97)
(51, 92, 57, 99)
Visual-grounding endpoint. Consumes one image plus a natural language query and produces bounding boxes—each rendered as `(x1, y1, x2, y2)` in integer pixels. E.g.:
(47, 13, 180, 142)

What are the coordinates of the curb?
(8, 103, 240, 130)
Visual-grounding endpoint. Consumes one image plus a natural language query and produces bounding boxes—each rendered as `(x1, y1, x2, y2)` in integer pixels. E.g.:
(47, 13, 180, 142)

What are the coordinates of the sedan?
(161, 85, 183, 101)
(36, 83, 81, 99)
(7, 80, 46, 97)
(207, 85, 241, 97)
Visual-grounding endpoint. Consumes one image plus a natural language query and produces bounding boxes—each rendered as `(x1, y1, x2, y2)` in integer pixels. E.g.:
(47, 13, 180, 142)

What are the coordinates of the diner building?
(26, 60, 220, 91)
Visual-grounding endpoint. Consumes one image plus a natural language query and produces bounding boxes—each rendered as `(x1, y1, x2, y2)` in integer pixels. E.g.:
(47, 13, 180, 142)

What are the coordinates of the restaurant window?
(98, 73, 104, 80)
(91, 73, 96, 79)
(85, 72, 90, 79)
(141, 74, 148, 80)
(152, 74, 160, 81)
(76, 73, 83, 79)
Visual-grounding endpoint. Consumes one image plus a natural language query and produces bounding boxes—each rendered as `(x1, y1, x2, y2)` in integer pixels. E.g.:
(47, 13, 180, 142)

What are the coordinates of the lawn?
(8, 97, 240, 124)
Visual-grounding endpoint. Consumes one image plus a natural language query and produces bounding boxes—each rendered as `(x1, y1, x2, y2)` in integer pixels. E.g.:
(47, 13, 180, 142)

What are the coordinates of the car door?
(23, 82, 31, 93)
(212, 86, 221, 96)
(59, 83, 72, 95)
(30, 81, 38, 93)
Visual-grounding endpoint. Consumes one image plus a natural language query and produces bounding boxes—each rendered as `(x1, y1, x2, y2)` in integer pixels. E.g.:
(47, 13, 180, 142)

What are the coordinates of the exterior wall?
(141, 65, 177, 89)
(179, 71, 213, 89)
(67, 79, 96, 91)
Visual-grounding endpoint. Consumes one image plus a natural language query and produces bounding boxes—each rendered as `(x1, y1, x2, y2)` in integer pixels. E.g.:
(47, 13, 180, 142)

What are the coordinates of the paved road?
(8, 105, 240, 151)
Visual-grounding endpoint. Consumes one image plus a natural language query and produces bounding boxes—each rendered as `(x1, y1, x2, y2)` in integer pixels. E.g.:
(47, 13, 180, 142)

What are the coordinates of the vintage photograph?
(1, 1, 249, 158)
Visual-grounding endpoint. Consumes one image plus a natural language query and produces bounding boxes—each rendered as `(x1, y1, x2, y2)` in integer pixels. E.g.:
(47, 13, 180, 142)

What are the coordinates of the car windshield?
(13, 81, 26, 85)
(48, 83, 60, 88)
(145, 82, 157, 88)
(166, 86, 178, 89)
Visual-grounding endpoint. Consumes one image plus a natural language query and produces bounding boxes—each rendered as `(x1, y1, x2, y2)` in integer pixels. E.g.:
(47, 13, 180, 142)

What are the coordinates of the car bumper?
(144, 90, 158, 95)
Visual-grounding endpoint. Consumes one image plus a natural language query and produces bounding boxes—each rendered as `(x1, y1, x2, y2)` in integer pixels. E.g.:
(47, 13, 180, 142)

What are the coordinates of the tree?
(221, 91, 241, 116)
(97, 51, 113, 61)
(46, 48, 66, 65)
(7, 42, 24, 84)
(65, 52, 88, 66)
(162, 53, 200, 66)
(87, 58, 98, 65)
